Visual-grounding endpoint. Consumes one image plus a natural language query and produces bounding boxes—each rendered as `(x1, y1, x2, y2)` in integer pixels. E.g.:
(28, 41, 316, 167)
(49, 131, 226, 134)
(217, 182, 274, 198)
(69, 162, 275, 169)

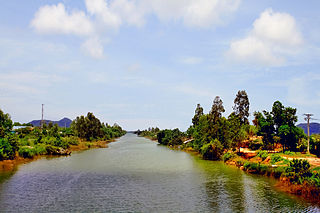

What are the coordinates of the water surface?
(0, 133, 319, 212)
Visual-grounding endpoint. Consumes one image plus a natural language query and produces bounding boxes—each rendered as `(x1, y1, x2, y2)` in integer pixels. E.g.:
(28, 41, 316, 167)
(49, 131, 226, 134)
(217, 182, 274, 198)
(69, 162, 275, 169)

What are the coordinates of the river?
(0, 133, 319, 212)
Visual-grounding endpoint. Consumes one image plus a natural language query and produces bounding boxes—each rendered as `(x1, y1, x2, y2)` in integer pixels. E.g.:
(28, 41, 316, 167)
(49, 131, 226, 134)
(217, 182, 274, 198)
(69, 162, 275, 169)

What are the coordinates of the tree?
(233, 90, 250, 125)
(228, 112, 246, 149)
(192, 104, 204, 126)
(254, 111, 275, 149)
(0, 109, 13, 138)
(271, 101, 284, 132)
(209, 96, 225, 123)
(71, 112, 103, 141)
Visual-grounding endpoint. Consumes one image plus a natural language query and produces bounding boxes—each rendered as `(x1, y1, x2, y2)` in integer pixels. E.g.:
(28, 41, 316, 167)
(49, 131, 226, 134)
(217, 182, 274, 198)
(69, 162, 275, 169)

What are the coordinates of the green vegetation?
(136, 90, 320, 192)
(135, 127, 160, 140)
(0, 109, 126, 160)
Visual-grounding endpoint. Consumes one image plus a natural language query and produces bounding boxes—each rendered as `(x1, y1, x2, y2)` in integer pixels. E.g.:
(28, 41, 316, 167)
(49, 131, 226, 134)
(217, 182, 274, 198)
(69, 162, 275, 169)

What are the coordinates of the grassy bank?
(0, 138, 117, 172)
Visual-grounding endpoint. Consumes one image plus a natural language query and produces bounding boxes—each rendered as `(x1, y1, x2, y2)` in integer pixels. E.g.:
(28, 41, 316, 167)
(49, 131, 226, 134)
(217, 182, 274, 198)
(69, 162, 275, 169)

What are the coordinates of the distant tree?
(192, 104, 204, 126)
(49, 123, 59, 138)
(72, 113, 102, 141)
(13, 122, 21, 126)
(233, 90, 250, 125)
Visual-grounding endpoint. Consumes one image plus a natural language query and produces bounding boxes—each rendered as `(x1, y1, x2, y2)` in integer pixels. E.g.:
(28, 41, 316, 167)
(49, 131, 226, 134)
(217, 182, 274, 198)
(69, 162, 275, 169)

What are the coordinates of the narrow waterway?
(0, 133, 319, 212)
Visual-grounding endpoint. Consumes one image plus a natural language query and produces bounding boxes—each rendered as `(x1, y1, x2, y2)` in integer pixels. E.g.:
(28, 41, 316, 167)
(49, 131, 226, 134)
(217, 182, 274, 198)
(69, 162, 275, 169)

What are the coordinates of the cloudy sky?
(0, 0, 319, 130)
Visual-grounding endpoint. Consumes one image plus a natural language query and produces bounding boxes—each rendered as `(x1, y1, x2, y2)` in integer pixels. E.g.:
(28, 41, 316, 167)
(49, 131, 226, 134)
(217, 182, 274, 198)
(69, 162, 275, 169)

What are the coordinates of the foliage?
(271, 154, 284, 164)
(284, 159, 312, 184)
(157, 129, 184, 146)
(222, 152, 237, 162)
(72, 113, 126, 141)
(233, 90, 250, 125)
(135, 127, 160, 140)
(254, 101, 306, 151)
(209, 96, 225, 123)
(248, 138, 263, 150)
(256, 150, 268, 161)
(61, 136, 79, 146)
(192, 104, 204, 126)
(200, 139, 224, 160)
(0, 109, 13, 138)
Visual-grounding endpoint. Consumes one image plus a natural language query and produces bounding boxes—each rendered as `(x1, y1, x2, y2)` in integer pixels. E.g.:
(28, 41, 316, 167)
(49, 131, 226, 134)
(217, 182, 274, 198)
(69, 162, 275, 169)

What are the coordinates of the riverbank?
(145, 136, 320, 203)
(0, 139, 115, 172)
(223, 154, 320, 202)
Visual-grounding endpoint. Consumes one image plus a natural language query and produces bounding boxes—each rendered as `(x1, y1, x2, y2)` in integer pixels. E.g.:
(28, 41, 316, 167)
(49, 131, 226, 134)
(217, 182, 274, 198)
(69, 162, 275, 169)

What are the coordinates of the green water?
(0, 133, 319, 212)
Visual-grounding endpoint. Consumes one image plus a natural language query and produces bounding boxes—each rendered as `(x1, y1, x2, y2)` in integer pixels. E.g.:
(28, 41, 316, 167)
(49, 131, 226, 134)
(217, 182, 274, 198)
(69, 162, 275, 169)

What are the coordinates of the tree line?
(0, 109, 126, 160)
(138, 90, 319, 159)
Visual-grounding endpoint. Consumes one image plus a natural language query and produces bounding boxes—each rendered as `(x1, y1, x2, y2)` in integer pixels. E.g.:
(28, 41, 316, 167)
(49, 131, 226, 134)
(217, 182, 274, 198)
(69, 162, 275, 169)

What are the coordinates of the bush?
(249, 139, 263, 150)
(284, 159, 312, 184)
(18, 146, 36, 158)
(62, 136, 79, 145)
(257, 150, 268, 161)
(274, 166, 285, 178)
(0, 139, 14, 160)
(271, 154, 284, 164)
(200, 139, 223, 160)
(222, 152, 236, 162)
(284, 151, 295, 156)
(45, 145, 60, 154)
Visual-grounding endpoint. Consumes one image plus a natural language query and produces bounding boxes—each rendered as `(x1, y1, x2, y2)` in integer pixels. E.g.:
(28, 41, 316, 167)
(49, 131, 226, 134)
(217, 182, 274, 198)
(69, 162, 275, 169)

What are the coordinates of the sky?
(0, 0, 320, 131)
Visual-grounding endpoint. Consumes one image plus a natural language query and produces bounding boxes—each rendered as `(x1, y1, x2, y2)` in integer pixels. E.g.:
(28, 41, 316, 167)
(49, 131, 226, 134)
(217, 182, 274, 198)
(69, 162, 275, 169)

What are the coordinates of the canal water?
(0, 133, 319, 212)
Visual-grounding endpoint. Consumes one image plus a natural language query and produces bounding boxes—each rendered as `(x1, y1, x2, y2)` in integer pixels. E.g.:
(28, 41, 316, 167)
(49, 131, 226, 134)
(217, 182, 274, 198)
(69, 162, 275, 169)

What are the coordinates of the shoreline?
(143, 136, 320, 203)
(0, 139, 116, 172)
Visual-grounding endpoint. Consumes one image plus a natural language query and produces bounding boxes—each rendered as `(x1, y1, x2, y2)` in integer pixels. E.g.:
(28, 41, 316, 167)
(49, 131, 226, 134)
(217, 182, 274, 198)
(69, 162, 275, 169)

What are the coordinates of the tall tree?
(192, 104, 204, 126)
(209, 96, 225, 123)
(233, 90, 250, 125)
(271, 101, 284, 132)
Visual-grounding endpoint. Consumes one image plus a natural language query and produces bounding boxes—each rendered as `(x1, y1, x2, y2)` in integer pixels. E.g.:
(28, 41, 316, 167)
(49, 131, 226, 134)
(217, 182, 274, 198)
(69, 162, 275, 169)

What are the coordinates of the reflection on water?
(0, 133, 319, 212)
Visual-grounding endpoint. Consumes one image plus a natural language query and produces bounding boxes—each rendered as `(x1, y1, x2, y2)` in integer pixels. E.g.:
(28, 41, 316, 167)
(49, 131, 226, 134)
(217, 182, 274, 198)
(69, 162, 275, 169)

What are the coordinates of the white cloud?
(31, 3, 94, 36)
(180, 56, 204, 65)
(143, 0, 240, 28)
(85, 0, 122, 29)
(81, 37, 104, 59)
(31, 0, 241, 58)
(227, 8, 303, 66)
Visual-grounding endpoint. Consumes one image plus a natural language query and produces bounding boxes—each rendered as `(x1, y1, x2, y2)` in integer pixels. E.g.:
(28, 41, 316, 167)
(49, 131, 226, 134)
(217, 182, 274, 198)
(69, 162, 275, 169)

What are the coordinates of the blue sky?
(0, 0, 319, 130)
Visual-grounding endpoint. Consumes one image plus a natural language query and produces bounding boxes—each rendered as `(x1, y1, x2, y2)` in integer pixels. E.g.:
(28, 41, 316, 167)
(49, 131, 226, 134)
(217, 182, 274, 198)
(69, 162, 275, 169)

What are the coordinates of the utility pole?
(41, 104, 44, 128)
(304, 113, 313, 154)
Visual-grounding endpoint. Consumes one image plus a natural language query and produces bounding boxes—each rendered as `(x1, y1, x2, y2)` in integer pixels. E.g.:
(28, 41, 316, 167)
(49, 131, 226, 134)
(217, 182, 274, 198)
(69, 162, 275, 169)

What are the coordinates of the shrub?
(271, 154, 284, 164)
(249, 139, 263, 150)
(257, 150, 268, 161)
(274, 166, 285, 178)
(0, 137, 17, 160)
(284, 159, 312, 184)
(306, 173, 320, 188)
(34, 144, 47, 155)
(244, 162, 259, 171)
(62, 136, 79, 145)
(18, 146, 36, 158)
(200, 139, 223, 160)
(222, 152, 236, 162)
(45, 145, 60, 154)
(284, 151, 295, 156)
